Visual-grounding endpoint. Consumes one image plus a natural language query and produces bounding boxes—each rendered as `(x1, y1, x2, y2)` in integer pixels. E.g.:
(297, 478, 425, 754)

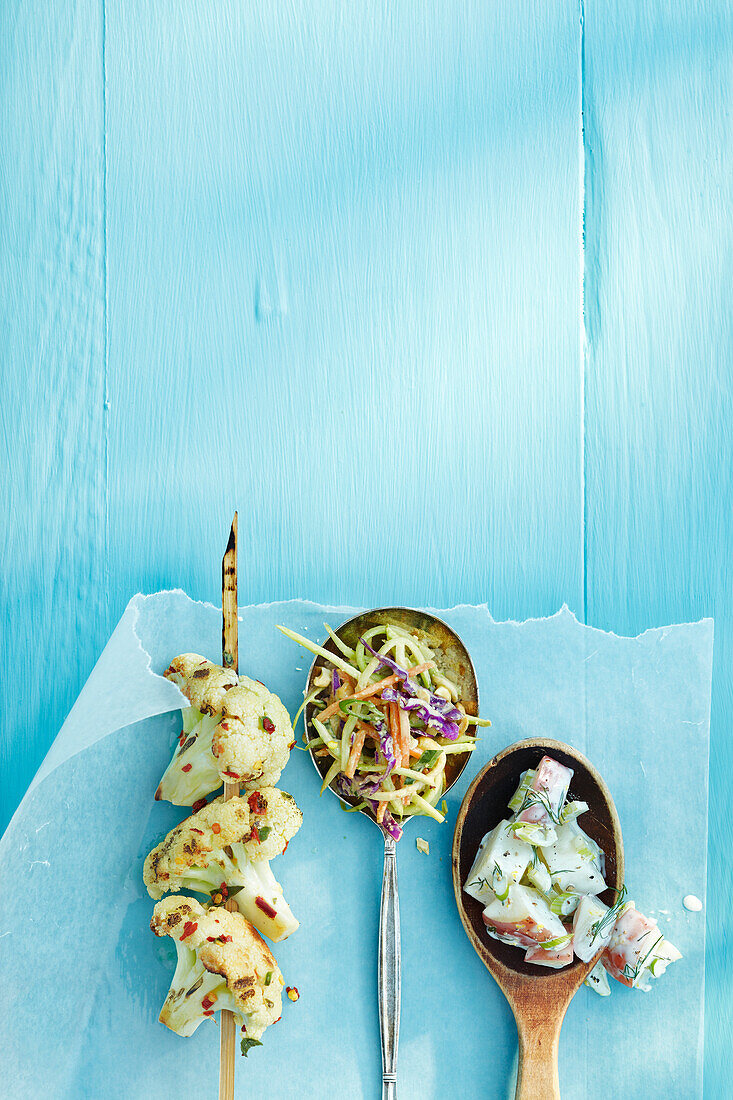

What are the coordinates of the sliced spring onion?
(413, 748, 442, 770)
(340, 799, 367, 813)
(540, 933, 573, 951)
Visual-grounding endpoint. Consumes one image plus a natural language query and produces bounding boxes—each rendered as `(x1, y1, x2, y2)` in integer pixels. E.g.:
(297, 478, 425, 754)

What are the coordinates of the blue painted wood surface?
(1, 0, 729, 1093)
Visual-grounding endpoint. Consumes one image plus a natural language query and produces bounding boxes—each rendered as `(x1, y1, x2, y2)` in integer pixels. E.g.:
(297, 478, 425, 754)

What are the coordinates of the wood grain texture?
(0, 0, 730, 1092)
(103, 0, 583, 624)
(583, 3, 732, 1091)
(0, 0, 106, 827)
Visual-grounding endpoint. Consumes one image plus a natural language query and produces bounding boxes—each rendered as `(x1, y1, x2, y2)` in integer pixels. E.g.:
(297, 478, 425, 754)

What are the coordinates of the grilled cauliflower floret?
(151, 897, 284, 1048)
(215, 678, 293, 789)
(241, 788, 303, 863)
(144, 789, 302, 941)
(156, 654, 294, 804)
(165, 654, 239, 713)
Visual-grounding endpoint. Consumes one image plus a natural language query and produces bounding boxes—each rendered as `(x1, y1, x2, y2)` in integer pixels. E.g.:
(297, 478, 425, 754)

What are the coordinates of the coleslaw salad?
(278, 620, 490, 840)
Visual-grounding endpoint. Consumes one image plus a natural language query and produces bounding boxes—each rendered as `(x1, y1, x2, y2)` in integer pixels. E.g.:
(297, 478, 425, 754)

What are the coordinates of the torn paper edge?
(4, 589, 713, 841)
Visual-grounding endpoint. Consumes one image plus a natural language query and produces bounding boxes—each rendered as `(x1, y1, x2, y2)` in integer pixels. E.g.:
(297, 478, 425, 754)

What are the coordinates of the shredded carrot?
(314, 747, 331, 758)
(376, 801, 387, 824)
(345, 728, 366, 779)
(397, 708, 411, 762)
(317, 663, 432, 722)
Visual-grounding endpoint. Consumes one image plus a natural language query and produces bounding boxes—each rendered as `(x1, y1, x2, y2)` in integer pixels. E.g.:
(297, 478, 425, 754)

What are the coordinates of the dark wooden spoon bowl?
(452, 738, 624, 1100)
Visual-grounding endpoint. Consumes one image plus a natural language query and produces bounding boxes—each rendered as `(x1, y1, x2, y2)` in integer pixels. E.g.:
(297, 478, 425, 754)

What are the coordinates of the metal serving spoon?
(303, 607, 479, 1100)
(452, 738, 624, 1100)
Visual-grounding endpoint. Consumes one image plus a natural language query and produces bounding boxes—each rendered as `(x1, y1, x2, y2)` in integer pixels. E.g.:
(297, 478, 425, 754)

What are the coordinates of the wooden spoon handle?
(513, 1011, 562, 1100)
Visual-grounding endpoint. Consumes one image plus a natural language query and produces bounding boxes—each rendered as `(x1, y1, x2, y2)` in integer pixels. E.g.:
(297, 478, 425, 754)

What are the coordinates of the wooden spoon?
(452, 738, 624, 1100)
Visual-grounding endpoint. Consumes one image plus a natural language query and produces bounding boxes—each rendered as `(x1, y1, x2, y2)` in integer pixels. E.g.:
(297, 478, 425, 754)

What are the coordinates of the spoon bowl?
(304, 605, 480, 829)
(452, 738, 624, 1100)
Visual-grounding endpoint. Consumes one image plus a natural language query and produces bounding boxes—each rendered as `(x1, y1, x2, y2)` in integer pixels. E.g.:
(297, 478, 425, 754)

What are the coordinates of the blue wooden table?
(1, 1, 730, 1093)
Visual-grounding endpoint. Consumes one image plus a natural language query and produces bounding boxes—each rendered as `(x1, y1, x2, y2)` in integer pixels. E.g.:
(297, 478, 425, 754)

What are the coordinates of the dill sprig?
(621, 929, 665, 985)
(515, 786, 564, 825)
(589, 885, 628, 946)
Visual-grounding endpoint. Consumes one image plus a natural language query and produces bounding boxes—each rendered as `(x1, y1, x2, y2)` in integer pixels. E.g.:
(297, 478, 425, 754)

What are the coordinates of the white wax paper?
(0, 592, 713, 1098)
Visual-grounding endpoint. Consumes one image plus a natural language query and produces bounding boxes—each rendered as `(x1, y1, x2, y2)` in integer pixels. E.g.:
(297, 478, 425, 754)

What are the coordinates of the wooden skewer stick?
(219, 512, 239, 1100)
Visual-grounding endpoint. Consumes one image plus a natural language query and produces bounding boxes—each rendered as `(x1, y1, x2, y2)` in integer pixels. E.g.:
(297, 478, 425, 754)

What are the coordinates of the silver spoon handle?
(378, 833, 400, 1100)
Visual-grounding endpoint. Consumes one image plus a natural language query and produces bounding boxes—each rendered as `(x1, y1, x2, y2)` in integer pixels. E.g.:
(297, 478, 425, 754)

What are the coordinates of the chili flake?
(181, 921, 198, 939)
(262, 715, 275, 733)
(181, 763, 192, 773)
(192, 798, 208, 813)
(255, 896, 277, 919)
(212, 822, 221, 834)
(286, 987, 299, 1002)
(201, 993, 218, 1010)
(248, 791, 267, 815)
(223, 769, 240, 779)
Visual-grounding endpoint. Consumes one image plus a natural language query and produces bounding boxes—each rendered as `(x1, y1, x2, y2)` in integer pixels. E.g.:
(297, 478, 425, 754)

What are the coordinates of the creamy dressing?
(683, 894, 703, 912)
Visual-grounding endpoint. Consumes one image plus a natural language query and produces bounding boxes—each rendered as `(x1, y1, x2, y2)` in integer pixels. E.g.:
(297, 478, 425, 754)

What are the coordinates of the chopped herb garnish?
(588, 885, 627, 945)
(621, 932, 665, 984)
(264, 970, 273, 986)
(339, 799, 367, 813)
(241, 1036, 263, 1057)
(515, 787, 564, 825)
(413, 749, 441, 770)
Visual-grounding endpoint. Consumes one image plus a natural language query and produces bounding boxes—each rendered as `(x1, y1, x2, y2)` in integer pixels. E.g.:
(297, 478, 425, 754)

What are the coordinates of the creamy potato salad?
(464, 755, 681, 994)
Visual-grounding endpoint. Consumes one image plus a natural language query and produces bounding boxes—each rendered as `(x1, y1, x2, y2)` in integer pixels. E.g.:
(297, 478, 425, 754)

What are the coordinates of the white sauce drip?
(683, 894, 703, 912)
